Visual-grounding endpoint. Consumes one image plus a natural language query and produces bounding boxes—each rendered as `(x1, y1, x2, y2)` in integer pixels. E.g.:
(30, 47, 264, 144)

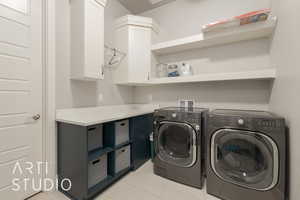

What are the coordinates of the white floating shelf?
(117, 69, 276, 86)
(152, 17, 277, 55)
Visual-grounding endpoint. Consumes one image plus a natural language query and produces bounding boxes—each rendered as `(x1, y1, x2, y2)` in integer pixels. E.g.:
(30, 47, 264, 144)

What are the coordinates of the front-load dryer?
(206, 109, 286, 200)
(153, 107, 208, 189)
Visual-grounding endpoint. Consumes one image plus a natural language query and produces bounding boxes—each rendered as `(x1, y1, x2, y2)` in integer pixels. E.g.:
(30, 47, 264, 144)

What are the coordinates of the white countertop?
(56, 104, 159, 126)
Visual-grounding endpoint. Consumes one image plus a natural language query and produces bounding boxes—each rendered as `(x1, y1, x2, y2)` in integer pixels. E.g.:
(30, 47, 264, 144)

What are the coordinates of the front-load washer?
(206, 109, 286, 200)
(153, 107, 208, 189)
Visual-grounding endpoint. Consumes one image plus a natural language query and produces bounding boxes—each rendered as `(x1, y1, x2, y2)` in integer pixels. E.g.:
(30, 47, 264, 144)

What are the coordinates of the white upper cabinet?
(71, 0, 106, 81)
(113, 15, 159, 84)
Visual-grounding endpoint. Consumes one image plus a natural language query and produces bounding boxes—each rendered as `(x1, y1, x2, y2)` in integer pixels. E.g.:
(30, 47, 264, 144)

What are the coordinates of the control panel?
(256, 119, 282, 128)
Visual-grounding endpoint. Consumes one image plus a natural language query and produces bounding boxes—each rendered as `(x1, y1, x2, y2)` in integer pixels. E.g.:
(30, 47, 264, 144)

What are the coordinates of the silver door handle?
(32, 114, 41, 121)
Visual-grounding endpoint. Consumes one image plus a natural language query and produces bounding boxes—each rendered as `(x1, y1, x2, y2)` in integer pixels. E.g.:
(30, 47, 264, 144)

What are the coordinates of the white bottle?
(180, 63, 193, 76)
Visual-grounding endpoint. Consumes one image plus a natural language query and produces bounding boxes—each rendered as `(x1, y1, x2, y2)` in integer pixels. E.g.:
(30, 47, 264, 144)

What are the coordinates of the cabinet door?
(130, 114, 153, 170)
(85, 0, 104, 79)
(129, 26, 151, 82)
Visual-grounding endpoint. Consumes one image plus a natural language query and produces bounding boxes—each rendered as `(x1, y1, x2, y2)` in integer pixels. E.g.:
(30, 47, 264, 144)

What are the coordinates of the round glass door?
(156, 121, 197, 167)
(211, 129, 279, 191)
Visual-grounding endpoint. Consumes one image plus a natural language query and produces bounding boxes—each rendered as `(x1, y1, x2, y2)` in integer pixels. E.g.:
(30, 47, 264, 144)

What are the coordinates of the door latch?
(32, 114, 41, 121)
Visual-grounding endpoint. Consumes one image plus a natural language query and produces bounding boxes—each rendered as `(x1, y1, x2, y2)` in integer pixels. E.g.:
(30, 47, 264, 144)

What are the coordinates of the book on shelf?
(202, 9, 271, 33)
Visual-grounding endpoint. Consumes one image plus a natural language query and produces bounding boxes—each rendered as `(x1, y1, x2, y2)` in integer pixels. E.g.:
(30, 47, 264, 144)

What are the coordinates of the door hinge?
(101, 65, 104, 77)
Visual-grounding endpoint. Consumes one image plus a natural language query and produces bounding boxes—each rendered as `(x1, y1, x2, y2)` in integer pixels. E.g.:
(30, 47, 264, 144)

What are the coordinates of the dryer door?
(211, 129, 279, 191)
(156, 121, 197, 167)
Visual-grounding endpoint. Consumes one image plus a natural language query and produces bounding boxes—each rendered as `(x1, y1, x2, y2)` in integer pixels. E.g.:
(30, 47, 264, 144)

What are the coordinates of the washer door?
(211, 129, 279, 191)
(156, 121, 197, 167)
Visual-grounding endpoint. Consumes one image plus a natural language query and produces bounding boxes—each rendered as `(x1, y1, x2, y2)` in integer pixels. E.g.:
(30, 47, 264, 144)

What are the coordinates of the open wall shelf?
(152, 17, 277, 55)
(117, 69, 276, 86)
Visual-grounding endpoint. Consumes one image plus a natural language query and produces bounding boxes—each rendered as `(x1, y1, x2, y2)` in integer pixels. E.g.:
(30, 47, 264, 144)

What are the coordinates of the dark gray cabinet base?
(130, 114, 153, 170)
(57, 114, 153, 200)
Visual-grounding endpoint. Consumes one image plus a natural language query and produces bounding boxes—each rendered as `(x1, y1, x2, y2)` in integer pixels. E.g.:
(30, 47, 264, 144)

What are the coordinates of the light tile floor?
(30, 161, 220, 200)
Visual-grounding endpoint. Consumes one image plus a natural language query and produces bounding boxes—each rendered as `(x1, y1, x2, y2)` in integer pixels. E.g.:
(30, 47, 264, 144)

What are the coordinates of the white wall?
(142, 0, 271, 42)
(134, 80, 272, 110)
(269, 0, 300, 199)
(56, 0, 133, 109)
(134, 0, 272, 110)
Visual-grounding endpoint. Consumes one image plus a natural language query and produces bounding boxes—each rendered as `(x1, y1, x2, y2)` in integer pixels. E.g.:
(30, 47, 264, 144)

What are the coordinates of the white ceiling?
(118, 0, 176, 14)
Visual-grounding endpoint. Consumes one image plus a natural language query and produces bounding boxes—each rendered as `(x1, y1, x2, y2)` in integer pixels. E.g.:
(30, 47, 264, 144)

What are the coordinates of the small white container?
(156, 63, 168, 78)
(167, 64, 180, 77)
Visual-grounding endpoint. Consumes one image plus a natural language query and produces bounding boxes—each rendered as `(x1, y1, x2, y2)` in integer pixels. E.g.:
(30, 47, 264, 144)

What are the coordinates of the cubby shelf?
(151, 17, 277, 55)
(117, 69, 277, 86)
(87, 167, 131, 199)
(115, 140, 132, 150)
(88, 147, 114, 161)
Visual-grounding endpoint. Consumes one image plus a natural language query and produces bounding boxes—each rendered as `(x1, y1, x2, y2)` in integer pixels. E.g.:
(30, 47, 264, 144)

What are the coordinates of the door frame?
(42, 0, 56, 186)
